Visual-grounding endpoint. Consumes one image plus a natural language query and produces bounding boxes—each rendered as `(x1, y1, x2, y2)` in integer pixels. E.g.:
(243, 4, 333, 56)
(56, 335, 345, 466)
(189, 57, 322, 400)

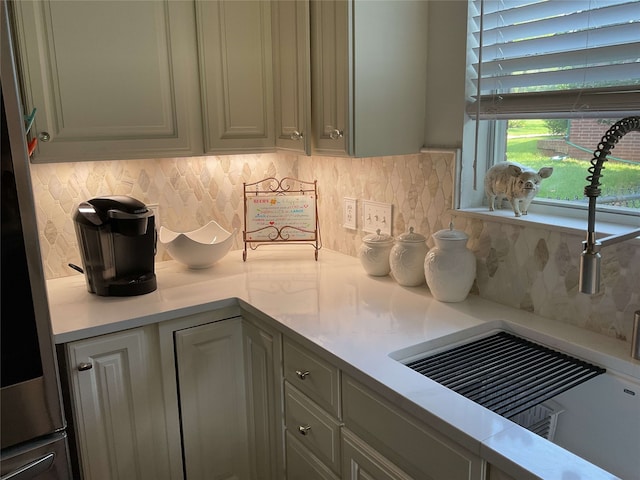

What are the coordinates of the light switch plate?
(362, 200, 392, 235)
(343, 197, 357, 230)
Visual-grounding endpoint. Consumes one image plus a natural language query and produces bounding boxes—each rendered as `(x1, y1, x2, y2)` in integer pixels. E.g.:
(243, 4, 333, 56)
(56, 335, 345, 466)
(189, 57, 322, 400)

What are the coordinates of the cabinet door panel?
(342, 429, 412, 480)
(67, 327, 169, 480)
(342, 375, 483, 480)
(286, 432, 340, 480)
(310, 0, 349, 156)
(13, 0, 202, 162)
(175, 318, 250, 480)
(272, 0, 311, 154)
(243, 317, 283, 480)
(197, 0, 274, 153)
(309, 0, 428, 158)
(351, 1, 428, 157)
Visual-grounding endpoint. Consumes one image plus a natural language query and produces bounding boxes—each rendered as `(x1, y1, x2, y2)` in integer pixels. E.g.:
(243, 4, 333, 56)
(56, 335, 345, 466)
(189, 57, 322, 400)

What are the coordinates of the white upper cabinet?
(310, 0, 349, 156)
(12, 0, 203, 163)
(197, 0, 275, 154)
(272, 0, 312, 155)
(311, 0, 429, 157)
(11, 0, 429, 162)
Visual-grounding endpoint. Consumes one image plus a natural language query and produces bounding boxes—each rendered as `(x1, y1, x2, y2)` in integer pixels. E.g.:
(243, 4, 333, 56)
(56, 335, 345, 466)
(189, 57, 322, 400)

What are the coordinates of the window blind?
(467, 0, 640, 119)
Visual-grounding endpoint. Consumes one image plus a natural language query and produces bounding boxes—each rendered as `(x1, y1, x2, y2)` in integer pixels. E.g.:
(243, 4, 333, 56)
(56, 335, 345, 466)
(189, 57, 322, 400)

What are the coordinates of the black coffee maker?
(73, 195, 157, 296)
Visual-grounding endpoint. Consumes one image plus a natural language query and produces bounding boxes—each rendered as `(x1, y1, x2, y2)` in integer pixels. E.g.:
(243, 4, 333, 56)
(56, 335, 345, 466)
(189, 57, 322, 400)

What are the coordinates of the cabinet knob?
(295, 369, 310, 380)
(297, 425, 311, 436)
(290, 131, 304, 141)
(77, 362, 93, 371)
(39, 131, 51, 142)
(329, 129, 343, 140)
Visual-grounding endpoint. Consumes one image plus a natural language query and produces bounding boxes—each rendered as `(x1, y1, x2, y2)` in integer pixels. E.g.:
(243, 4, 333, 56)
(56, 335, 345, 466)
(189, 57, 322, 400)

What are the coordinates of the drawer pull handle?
(78, 362, 93, 371)
(298, 425, 311, 435)
(295, 370, 310, 380)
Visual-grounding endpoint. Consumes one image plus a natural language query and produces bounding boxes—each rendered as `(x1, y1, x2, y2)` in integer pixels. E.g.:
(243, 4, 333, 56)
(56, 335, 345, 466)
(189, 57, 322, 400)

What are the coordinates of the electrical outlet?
(362, 200, 392, 235)
(343, 197, 357, 229)
(147, 203, 160, 227)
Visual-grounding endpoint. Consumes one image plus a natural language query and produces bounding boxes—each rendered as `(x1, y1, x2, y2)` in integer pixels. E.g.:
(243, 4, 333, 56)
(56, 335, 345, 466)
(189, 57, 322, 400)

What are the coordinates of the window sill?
(453, 207, 640, 245)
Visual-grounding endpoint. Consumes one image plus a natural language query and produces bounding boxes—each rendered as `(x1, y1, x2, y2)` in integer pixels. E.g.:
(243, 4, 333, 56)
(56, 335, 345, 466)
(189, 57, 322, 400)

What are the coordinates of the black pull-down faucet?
(579, 116, 640, 295)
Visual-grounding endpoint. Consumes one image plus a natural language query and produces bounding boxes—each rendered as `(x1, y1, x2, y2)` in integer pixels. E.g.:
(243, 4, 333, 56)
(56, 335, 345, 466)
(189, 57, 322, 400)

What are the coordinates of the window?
(461, 0, 640, 223)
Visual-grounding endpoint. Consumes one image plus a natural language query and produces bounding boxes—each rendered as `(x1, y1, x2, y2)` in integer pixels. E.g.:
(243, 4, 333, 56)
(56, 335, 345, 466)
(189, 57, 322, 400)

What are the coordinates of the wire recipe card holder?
(243, 177, 321, 261)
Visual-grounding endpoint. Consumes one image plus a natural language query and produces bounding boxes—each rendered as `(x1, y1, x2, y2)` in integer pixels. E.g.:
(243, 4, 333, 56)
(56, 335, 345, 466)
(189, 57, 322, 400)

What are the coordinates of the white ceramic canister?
(390, 227, 428, 286)
(358, 229, 394, 276)
(424, 227, 476, 302)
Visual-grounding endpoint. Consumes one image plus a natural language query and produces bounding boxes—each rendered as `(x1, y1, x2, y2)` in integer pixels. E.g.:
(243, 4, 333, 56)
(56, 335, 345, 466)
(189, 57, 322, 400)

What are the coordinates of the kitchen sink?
(390, 325, 639, 479)
(390, 320, 532, 362)
(389, 320, 602, 366)
(390, 321, 606, 439)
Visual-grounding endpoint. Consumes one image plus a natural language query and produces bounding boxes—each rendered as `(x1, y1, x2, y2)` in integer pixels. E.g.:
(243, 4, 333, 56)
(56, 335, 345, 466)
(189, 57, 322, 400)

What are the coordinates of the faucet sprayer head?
(579, 240, 602, 295)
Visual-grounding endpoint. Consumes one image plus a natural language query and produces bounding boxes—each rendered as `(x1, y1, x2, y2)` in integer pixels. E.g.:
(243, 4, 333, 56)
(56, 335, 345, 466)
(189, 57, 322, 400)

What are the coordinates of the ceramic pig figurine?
(484, 161, 553, 217)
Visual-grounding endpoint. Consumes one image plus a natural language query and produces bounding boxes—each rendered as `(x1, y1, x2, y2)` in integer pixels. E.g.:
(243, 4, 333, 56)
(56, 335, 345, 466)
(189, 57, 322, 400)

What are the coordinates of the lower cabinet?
(486, 465, 517, 480)
(64, 307, 283, 480)
(341, 375, 484, 480)
(281, 335, 485, 480)
(242, 314, 284, 480)
(282, 336, 342, 478)
(64, 309, 487, 480)
(341, 429, 412, 480)
(286, 432, 339, 480)
(64, 325, 171, 480)
(159, 309, 284, 480)
(284, 383, 342, 474)
(173, 317, 250, 479)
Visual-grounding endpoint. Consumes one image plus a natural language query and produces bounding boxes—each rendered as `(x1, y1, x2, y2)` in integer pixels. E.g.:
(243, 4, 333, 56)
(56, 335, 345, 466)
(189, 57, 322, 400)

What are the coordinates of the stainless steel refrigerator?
(1, 0, 72, 477)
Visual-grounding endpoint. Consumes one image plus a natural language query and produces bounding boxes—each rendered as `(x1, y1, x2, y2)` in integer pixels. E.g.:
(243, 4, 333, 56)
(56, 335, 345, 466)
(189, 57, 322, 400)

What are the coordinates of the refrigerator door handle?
(0, 453, 54, 480)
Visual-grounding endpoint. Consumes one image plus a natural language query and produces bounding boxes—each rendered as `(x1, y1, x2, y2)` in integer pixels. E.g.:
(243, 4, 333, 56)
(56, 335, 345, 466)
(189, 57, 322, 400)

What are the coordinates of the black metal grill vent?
(406, 331, 605, 419)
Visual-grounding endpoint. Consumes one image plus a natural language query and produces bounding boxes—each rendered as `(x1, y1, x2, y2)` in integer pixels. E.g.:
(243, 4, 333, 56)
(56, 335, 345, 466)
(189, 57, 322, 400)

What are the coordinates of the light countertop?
(46, 247, 638, 480)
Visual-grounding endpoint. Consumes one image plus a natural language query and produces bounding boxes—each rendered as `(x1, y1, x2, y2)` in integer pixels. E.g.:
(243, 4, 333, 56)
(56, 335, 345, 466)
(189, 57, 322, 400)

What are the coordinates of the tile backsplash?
(30, 151, 638, 344)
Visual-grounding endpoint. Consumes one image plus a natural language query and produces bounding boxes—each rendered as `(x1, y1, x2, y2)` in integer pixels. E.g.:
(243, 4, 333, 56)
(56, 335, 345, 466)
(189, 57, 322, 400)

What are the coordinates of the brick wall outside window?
(569, 119, 640, 162)
(538, 119, 640, 162)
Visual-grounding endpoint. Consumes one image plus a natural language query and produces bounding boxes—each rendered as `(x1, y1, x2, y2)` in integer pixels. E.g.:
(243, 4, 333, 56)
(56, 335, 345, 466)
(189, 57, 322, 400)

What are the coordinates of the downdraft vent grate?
(406, 331, 605, 419)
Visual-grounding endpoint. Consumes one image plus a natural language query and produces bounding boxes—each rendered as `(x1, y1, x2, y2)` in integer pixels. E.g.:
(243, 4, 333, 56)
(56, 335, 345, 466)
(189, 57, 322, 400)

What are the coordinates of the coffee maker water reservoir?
(73, 195, 157, 296)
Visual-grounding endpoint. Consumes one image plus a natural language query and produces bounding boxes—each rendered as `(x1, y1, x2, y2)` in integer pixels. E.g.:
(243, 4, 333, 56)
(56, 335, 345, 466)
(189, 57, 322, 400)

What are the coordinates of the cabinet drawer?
(342, 375, 483, 480)
(284, 383, 342, 474)
(285, 432, 340, 480)
(283, 338, 340, 416)
(342, 429, 413, 480)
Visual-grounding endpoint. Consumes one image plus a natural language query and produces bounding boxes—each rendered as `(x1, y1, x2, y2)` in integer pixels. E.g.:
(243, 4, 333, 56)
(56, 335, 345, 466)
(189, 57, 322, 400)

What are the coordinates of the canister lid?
(363, 229, 394, 245)
(433, 227, 468, 241)
(396, 227, 426, 243)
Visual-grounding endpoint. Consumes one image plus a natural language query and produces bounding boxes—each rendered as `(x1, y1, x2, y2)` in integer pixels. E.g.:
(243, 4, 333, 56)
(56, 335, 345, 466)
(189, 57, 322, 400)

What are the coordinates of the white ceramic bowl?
(159, 220, 236, 269)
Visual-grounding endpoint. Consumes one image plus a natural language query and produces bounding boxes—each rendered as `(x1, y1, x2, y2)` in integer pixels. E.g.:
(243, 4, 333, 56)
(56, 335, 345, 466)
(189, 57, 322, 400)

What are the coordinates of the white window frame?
(457, 122, 640, 236)
(457, 0, 640, 237)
